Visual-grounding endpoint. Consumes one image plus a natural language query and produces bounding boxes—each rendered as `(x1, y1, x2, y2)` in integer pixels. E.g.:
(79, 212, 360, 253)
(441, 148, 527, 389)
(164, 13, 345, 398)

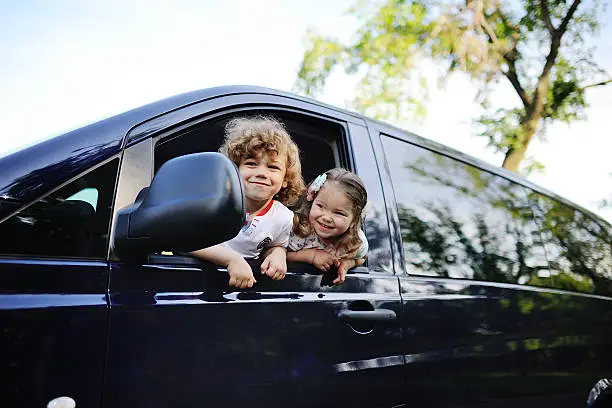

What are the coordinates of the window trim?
(110, 99, 360, 261)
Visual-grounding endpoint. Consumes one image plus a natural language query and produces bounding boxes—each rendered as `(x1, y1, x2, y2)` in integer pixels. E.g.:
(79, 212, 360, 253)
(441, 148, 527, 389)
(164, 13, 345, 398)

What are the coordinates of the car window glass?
(529, 192, 612, 296)
(381, 135, 550, 286)
(0, 159, 119, 259)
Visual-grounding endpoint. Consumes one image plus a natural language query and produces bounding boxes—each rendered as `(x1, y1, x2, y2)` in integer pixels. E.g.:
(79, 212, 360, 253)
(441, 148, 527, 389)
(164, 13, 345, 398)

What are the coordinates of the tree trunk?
(501, 116, 540, 172)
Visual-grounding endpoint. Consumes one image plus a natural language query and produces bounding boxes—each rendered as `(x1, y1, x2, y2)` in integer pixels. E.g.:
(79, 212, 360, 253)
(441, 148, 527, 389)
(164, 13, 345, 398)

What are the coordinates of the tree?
(295, 0, 611, 172)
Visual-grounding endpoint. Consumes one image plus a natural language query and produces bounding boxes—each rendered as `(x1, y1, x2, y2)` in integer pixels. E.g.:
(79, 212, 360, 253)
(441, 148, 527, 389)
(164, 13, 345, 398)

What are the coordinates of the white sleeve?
(271, 206, 293, 248)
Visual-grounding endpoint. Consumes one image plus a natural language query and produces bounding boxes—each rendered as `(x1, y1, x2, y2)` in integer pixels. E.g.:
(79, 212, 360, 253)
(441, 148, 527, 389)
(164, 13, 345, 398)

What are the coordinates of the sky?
(1, 0, 611, 222)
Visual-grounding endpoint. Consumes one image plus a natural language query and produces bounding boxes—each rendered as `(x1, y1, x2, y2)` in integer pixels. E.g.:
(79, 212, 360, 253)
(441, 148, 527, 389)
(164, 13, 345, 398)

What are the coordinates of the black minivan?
(1, 86, 611, 408)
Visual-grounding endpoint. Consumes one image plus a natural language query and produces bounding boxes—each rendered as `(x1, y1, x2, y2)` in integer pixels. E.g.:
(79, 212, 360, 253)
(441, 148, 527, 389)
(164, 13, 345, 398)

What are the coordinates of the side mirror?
(113, 152, 244, 260)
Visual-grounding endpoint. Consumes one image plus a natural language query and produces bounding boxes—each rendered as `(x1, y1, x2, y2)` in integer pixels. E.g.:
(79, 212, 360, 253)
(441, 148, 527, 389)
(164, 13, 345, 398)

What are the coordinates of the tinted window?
(529, 192, 612, 296)
(381, 135, 550, 285)
(0, 159, 119, 258)
(154, 111, 338, 187)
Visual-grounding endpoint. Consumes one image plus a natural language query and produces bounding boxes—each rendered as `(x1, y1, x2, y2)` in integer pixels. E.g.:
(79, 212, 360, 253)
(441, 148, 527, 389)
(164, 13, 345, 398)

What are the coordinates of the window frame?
(151, 106, 353, 182)
(110, 94, 369, 262)
(376, 130, 548, 282)
(375, 128, 612, 296)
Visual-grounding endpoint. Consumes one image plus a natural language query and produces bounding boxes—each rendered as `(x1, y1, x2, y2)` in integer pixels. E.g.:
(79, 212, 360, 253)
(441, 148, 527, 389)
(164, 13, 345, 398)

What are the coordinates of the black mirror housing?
(113, 152, 244, 260)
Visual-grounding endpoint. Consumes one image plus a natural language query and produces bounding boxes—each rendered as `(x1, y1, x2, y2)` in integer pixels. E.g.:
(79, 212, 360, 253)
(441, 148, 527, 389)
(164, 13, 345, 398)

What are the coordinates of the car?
(1, 85, 611, 408)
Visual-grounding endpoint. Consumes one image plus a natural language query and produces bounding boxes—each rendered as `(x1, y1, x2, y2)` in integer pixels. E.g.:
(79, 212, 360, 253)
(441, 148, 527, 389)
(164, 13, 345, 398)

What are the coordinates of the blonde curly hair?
(219, 116, 305, 207)
(293, 168, 368, 257)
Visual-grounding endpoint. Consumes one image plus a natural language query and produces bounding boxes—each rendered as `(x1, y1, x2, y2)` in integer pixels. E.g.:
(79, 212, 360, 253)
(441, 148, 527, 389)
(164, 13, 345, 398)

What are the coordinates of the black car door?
(103, 95, 406, 408)
(0, 157, 119, 407)
(375, 128, 559, 407)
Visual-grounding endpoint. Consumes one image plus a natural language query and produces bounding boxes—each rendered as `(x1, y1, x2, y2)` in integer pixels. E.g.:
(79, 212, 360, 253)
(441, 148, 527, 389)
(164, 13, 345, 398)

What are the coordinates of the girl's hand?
(312, 250, 337, 272)
(227, 257, 256, 288)
(334, 257, 364, 285)
(261, 247, 287, 281)
(334, 259, 354, 285)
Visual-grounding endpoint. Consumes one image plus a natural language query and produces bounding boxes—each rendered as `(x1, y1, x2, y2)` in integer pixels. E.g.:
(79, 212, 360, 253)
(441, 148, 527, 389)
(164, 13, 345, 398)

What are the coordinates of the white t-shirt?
(288, 228, 369, 259)
(221, 200, 294, 259)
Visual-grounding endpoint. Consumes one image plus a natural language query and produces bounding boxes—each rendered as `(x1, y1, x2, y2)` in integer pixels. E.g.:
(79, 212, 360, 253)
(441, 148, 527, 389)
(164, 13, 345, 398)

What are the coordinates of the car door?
(103, 94, 406, 408)
(0, 156, 119, 408)
(374, 127, 565, 407)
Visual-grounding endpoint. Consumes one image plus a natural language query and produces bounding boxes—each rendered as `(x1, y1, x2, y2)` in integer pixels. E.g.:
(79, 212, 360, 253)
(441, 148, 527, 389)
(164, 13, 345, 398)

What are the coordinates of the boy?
(191, 116, 305, 288)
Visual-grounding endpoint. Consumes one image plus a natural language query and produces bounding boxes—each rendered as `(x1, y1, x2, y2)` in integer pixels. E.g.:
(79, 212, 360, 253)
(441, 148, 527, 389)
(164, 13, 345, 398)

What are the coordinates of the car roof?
(0, 85, 609, 229)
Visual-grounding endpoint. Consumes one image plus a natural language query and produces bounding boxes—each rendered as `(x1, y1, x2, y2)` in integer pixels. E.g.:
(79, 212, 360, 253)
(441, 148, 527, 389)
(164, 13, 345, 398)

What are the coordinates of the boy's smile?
(239, 151, 287, 213)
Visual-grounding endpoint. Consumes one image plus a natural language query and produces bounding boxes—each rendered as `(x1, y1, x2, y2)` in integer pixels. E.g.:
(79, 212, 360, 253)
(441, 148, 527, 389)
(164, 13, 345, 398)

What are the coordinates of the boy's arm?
(261, 246, 287, 280)
(191, 245, 241, 266)
(190, 245, 256, 288)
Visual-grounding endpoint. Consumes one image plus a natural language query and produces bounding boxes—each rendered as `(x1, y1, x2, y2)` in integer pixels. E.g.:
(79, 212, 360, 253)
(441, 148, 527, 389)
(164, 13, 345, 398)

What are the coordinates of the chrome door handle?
(338, 309, 397, 323)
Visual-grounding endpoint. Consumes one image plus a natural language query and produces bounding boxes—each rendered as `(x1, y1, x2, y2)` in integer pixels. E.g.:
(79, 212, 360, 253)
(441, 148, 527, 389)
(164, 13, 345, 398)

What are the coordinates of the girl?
(287, 168, 368, 285)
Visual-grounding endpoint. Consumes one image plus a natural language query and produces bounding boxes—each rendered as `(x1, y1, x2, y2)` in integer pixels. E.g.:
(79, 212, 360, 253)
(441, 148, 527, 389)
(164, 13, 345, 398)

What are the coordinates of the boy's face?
(238, 150, 287, 209)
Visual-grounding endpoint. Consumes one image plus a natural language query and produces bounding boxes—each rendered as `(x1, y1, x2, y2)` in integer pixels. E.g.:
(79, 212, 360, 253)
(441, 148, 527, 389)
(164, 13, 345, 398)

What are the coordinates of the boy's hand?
(227, 257, 256, 288)
(261, 247, 287, 281)
(313, 250, 337, 272)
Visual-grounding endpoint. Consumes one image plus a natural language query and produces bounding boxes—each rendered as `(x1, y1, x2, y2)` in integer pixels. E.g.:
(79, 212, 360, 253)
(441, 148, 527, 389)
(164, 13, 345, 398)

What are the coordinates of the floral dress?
(288, 229, 368, 259)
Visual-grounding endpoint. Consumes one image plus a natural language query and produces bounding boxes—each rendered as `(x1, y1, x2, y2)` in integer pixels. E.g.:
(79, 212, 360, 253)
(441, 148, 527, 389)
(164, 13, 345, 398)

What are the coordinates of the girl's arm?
(286, 248, 318, 263)
(335, 257, 365, 285)
(288, 249, 337, 272)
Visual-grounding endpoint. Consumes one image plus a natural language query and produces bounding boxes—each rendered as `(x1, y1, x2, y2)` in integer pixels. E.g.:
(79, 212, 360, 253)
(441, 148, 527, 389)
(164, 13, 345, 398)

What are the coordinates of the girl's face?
(238, 150, 287, 210)
(308, 182, 355, 241)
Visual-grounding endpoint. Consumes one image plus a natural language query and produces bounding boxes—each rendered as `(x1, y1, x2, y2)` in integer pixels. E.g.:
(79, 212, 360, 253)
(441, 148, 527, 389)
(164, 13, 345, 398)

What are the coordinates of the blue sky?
(1, 0, 611, 221)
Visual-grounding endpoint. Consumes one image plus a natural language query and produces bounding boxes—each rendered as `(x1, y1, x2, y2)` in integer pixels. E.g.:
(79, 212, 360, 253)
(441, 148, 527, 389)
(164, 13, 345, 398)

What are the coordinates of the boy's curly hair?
(294, 168, 368, 257)
(219, 116, 305, 206)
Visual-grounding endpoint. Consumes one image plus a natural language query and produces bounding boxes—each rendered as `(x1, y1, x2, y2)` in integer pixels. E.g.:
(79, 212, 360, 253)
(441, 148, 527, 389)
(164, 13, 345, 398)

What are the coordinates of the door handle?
(338, 309, 396, 323)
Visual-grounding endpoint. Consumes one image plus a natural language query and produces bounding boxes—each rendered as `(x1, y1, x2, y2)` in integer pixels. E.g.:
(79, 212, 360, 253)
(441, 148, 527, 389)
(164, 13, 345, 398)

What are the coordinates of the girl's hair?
(219, 116, 305, 206)
(294, 168, 368, 256)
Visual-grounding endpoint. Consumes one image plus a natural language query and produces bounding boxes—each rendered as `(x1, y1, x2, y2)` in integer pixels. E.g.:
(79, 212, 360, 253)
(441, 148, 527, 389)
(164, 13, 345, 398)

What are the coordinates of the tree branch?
(558, 0, 582, 35)
(503, 63, 530, 108)
(477, 12, 501, 47)
(490, 7, 529, 108)
(535, 0, 582, 103)
(581, 79, 612, 90)
(540, 0, 555, 35)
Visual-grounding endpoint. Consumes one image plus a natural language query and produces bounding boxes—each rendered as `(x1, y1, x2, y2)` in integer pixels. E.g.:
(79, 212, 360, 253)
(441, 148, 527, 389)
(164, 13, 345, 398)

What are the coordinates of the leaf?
(295, 0, 610, 171)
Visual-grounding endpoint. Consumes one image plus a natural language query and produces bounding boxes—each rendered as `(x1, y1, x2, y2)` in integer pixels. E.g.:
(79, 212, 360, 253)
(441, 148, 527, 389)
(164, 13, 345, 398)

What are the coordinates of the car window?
(0, 159, 119, 259)
(381, 134, 551, 286)
(154, 110, 342, 202)
(67, 187, 99, 211)
(528, 191, 612, 296)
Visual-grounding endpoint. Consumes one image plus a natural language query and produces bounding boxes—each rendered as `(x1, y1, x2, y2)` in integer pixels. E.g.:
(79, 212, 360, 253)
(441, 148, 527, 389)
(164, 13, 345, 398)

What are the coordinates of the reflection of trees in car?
(398, 204, 548, 286)
(395, 152, 548, 287)
(390, 143, 612, 296)
(529, 192, 612, 296)
(363, 207, 394, 271)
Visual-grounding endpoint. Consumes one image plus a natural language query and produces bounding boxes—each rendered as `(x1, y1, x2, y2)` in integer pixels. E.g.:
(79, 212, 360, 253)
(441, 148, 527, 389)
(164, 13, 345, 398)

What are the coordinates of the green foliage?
(295, 0, 610, 171)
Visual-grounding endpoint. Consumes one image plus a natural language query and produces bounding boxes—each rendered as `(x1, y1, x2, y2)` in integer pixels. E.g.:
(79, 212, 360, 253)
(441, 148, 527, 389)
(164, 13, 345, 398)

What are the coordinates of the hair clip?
(306, 173, 327, 201)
